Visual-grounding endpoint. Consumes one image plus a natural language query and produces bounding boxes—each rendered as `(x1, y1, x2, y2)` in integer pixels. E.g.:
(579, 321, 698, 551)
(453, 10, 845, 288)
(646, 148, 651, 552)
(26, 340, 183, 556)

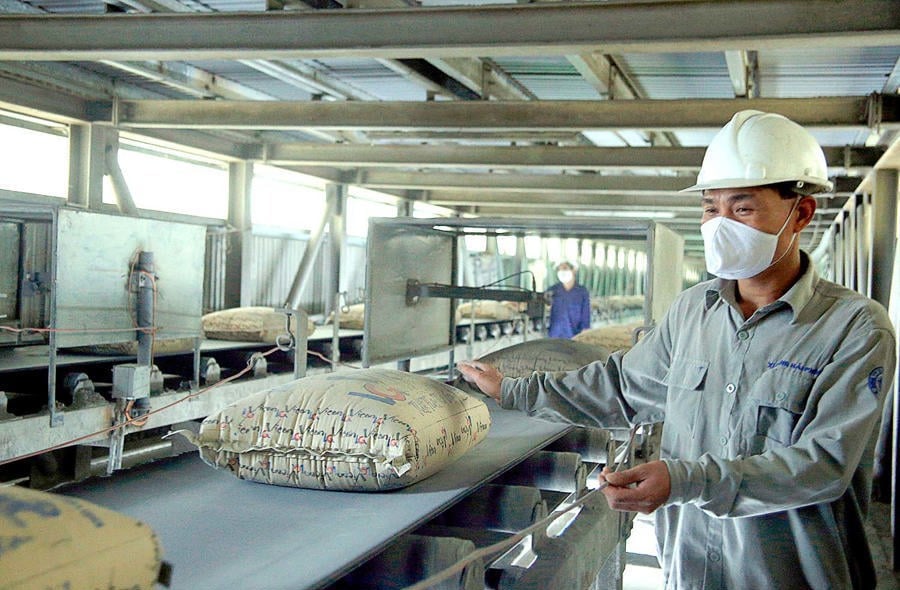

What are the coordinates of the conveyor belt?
(61, 403, 571, 590)
(0, 329, 368, 374)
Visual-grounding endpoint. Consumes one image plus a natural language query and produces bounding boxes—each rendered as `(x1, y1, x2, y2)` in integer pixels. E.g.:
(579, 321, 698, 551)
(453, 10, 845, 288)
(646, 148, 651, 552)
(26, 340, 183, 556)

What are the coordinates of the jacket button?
(725, 383, 736, 393)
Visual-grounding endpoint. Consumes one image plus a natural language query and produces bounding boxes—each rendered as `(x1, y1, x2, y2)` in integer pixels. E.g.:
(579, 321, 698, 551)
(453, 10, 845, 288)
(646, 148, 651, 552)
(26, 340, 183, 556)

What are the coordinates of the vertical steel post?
(226, 161, 252, 309)
(868, 169, 900, 571)
(47, 210, 61, 426)
(865, 194, 874, 298)
(872, 170, 898, 307)
(327, 184, 346, 370)
(135, 251, 154, 367)
(67, 123, 107, 210)
(294, 307, 308, 379)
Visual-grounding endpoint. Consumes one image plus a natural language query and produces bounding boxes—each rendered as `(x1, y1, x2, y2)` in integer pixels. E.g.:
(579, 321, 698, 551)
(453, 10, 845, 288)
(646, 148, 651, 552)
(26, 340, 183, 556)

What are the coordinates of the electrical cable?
(123, 399, 149, 428)
(306, 348, 361, 370)
(0, 343, 367, 468)
(416, 270, 538, 294)
(478, 269, 537, 292)
(0, 346, 282, 468)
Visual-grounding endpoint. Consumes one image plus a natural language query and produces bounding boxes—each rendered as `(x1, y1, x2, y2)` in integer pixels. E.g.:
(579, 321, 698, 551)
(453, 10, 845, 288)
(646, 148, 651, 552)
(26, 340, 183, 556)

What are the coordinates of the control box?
(112, 364, 151, 400)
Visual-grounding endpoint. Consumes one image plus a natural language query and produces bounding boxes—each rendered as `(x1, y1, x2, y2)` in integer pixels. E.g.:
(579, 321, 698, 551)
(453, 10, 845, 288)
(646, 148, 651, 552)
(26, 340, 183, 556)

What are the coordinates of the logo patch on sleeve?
(868, 367, 884, 396)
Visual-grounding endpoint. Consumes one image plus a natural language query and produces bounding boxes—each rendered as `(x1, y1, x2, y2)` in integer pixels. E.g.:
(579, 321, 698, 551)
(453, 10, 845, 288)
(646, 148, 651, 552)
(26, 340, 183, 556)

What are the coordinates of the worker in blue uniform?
(546, 261, 591, 339)
(460, 110, 896, 589)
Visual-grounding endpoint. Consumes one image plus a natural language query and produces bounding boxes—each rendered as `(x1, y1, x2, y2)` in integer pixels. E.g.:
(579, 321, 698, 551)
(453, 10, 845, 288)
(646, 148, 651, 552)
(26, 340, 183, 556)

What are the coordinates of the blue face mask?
(701, 197, 799, 280)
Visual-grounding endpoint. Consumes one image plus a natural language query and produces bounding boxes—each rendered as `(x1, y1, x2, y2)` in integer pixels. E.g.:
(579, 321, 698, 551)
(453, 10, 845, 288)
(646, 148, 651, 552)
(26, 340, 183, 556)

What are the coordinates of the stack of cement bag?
(590, 295, 645, 320)
(202, 306, 315, 342)
(573, 321, 646, 353)
(325, 302, 366, 330)
(455, 300, 524, 322)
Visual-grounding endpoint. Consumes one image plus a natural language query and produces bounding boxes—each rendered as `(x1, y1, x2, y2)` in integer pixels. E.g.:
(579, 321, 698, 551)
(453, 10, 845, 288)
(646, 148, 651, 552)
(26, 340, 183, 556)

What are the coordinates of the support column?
(867, 169, 899, 570)
(516, 236, 527, 290)
(67, 123, 108, 210)
(397, 198, 413, 217)
(397, 196, 415, 372)
(226, 161, 252, 309)
(872, 169, 898, 308)
(326, 183, 347, 369)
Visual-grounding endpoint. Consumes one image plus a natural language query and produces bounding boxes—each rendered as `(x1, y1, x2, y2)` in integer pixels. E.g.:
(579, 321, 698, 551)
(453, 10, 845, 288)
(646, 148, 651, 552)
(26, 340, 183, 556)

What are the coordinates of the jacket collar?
(704, 251, 818, 323)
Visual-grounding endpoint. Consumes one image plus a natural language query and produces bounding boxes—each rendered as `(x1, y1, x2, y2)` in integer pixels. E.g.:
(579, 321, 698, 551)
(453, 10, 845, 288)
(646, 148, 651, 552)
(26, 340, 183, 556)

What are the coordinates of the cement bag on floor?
(0, 485, 169, 589)
(325, 303, 365, 330)
(177, 368, 491, 491)
(573, 322, 645, 352)
(202, 306, 315, 342)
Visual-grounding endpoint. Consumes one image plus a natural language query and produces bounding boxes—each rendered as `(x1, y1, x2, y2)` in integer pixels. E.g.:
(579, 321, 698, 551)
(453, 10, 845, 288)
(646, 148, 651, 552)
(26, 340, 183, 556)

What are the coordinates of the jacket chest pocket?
(747, 370, 814, 454)
(663, 358, 709, 437)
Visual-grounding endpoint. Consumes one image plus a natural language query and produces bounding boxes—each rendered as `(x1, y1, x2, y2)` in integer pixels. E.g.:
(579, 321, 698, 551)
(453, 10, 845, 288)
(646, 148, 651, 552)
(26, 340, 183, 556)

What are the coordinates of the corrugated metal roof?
(491, 56, 602, 100)
(311, 58, 433, 101)
(618, 53, 735, 99)
(760, 46, 900, 97)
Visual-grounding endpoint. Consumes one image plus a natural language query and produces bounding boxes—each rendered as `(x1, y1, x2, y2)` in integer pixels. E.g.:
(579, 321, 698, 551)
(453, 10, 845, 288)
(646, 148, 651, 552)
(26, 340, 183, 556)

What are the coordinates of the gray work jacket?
(501, 257, 896, 589)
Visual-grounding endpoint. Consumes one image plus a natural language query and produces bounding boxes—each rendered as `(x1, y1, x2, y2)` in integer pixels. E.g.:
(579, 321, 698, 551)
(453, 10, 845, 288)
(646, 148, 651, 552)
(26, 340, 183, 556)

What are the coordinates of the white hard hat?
(681, 110, 833, 193)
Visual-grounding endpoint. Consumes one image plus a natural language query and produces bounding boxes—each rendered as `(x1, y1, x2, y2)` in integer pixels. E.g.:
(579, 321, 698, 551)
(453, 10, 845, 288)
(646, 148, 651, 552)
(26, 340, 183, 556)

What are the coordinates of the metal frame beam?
(347, 170, 865, 194)
(0, 73, 90, 123)
(0, 1, 897, 60)
(95, 96, 899, 130)
(255, 144, 883, 170)
(351, 169, 694, 193)
(423, 192, 702, 210)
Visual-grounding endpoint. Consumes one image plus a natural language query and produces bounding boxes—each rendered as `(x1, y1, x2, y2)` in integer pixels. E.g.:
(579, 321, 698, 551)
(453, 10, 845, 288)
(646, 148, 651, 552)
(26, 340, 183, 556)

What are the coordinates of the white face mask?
(701, 198, 799, 280)
(557, 270, 574, 284)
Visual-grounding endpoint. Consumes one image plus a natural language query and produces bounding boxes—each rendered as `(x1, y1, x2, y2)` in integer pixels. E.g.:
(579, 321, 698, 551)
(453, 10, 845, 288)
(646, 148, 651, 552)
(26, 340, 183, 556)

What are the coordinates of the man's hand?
(456, 360, 503, 401)
(599, 460, 671, 514)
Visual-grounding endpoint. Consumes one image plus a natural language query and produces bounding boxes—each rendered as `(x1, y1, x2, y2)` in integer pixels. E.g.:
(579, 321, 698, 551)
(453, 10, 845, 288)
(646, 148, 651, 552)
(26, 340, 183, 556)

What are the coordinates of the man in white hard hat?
(459, 110, 896, 588)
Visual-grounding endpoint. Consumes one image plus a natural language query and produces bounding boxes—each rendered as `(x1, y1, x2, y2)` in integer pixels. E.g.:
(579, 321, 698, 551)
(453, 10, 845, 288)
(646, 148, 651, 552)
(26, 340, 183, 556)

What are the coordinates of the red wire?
(0, 346, 281, 467)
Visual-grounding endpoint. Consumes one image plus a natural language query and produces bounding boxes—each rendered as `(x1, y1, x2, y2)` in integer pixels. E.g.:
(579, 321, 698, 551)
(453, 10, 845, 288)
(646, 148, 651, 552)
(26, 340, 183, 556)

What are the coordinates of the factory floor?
(622, 502, 900, 589)
(622, 514, 663, 590)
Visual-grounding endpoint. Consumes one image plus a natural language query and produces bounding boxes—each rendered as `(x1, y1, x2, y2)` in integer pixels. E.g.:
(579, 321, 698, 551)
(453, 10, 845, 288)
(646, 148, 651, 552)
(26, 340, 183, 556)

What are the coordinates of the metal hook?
(275, 310, 295, 351)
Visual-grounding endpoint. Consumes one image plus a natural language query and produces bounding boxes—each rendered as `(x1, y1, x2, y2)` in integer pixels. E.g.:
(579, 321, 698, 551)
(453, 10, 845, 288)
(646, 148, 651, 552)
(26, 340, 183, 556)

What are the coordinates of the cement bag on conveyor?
(325, 303, 365, 330)
(202, 306, 315, 342)
(455, 300, 522, 322)
(66, 337, 195, 356)
(573, 322, 645, 353)
(176, 368, 491, 491)
(0, 485, 169, 589)
(453, 339, 609, 394)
